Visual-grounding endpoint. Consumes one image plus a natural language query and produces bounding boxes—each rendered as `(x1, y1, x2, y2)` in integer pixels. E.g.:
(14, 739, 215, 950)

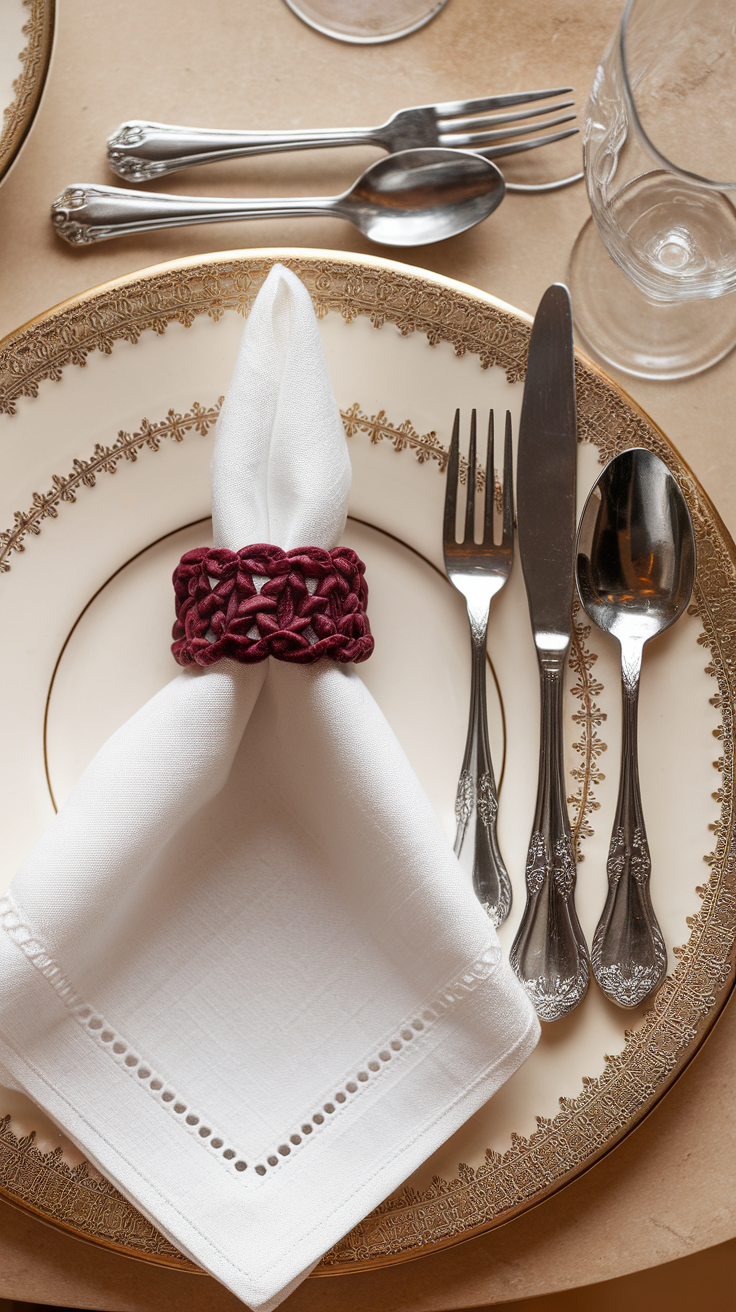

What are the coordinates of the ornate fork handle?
(592, 641, 667, 1007)
(454, 604, 511, 926)
(107, 121, 386, 182)
(510, 655, 589, 1021)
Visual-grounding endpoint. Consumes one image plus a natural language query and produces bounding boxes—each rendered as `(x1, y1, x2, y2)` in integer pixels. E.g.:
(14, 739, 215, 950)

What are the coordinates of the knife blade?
(510, 283, 590, 1022)
(517, 284, 577, 652)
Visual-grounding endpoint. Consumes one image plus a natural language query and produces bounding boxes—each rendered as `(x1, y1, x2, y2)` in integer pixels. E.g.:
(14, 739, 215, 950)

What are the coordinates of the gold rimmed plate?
(0, 0, 54, 185)
(0, 250, 733, 1273)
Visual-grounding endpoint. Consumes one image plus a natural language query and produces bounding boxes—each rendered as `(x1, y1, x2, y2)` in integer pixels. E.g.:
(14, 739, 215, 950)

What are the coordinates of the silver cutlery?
(576, 448, 696, 1008)
(107, 87, 582, 193)
(443, 409, 513, 926)
(510, 283, 589, 1022)
(51, 147, 504, 247)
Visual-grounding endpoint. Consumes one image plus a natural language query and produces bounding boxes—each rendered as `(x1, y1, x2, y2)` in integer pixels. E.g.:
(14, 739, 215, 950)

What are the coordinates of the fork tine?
(433, 87, 573, 117)
(477, 126, 580, 159)
(483, 411, 495, 546)
(464, 410, 477, 543)
(436, 100, 574, 134)
(443, 112, 576, 149)
(443, 409, 460, 546)
(502, 411, 514, 548)
(464, 409, 477, 543)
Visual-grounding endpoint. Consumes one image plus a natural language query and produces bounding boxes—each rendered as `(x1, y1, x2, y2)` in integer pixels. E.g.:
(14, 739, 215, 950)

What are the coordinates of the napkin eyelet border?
(1, 893, 500, 1183)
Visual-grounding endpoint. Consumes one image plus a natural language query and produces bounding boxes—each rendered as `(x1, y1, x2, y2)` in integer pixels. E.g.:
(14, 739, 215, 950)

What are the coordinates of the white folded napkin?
(0, 265, 539, 1310)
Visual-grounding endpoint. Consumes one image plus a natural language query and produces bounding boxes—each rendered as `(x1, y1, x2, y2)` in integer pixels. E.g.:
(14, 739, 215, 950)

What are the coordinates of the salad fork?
(443, 409, 514, 925)
(107, 87, 581, 192)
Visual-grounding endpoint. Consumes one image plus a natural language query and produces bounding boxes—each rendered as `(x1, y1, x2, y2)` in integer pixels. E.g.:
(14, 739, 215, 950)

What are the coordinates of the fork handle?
(509, 655, 590, 1021)
(106, 121, 386, 181)
(453, 614, 512, 926)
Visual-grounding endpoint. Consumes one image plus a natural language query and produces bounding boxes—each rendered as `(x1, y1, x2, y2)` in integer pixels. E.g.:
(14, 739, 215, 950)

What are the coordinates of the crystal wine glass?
(283, 0, 450, 44)
(568, 0, 736, 379)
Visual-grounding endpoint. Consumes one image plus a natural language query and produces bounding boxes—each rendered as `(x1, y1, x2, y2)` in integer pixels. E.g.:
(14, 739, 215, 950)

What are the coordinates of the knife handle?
(510, 658, 589, 1021)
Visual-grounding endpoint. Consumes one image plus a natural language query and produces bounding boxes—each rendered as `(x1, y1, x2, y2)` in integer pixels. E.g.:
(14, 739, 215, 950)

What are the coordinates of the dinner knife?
(509, 283, 590, 1022)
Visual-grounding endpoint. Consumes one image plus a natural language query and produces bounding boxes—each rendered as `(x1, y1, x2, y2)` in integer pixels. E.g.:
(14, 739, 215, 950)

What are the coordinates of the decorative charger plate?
(0, 0, 54, 185)
(0, 250, 734, 1274)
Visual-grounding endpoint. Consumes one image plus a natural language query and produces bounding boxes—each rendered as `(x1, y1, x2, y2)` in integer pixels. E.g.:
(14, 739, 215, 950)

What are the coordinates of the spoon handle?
(510, 657, 590, 1021)
(50, 184, 334, 245)
(592, 642, 667, 1008)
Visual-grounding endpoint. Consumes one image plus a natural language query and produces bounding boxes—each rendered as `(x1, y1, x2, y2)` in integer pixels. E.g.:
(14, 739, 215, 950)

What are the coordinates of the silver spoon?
(576, 448, 696, 1008)
(50, 148, 505, 247)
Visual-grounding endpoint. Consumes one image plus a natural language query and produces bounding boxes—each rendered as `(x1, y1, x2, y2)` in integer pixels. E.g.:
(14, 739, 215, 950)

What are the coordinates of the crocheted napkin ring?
(172, 544, 374, 667)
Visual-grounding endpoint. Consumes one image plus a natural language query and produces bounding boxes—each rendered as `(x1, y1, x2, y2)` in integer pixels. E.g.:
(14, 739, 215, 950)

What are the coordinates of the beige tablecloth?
(1, 0, 736, 1306)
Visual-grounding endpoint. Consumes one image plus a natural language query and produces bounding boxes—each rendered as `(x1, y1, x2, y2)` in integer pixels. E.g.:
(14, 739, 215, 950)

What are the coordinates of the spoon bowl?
(577, 447, 696, 649)
(342, 148, 506, 246)
(576, 447, 696, 1008)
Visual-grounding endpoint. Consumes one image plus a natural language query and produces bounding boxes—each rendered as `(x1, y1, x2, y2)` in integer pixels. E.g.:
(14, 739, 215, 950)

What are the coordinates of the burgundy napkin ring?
(172, 544, 374, 667)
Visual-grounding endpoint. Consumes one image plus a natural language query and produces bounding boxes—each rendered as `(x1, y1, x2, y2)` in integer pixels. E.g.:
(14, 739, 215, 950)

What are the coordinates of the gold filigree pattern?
(340, 401, 486, 488)
(0, 1115, 195, 1268)
(0, 399, 472, 572)
(341, 402, 448, 468)
(0, 254, 733, 1275)
(0, 0, 54, 183)
(568, 604, 607, 862)
(0, 400, 222, 573)
(0, 255, 531, 416)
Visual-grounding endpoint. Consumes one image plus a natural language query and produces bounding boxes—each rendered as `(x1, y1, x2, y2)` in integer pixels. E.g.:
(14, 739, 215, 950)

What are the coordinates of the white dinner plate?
(0, 250, 734, 1273)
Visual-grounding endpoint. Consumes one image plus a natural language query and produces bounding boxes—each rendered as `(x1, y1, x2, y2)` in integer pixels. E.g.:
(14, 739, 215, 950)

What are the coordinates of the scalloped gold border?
(0, 0, 54, 184)
(0, 250, 734, 1276)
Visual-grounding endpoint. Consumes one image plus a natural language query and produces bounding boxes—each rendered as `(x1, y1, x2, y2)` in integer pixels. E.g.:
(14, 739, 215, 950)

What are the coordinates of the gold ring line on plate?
(42, 511, 508, 812)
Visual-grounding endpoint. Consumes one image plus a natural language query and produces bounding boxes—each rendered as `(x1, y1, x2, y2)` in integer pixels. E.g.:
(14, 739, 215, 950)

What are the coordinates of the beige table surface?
(1, 0, 736, 1307)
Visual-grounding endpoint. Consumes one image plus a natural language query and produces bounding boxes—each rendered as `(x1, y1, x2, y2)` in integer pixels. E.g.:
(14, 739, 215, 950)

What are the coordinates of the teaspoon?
(576, 448, 696, 1008)
(50, 148, 505, 247)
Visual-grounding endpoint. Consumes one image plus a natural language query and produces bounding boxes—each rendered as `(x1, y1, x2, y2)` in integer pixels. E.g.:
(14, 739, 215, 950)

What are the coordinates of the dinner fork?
(107, 87, 581, 192)
(443, 409, 513, 926)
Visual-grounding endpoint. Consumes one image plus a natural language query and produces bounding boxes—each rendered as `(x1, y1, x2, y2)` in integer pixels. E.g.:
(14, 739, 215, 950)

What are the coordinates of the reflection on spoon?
(576, 447, 696, 1008)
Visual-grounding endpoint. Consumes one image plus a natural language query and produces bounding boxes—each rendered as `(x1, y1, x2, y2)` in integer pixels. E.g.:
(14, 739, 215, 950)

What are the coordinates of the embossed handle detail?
(510, 660, 590, 1021)
(454, 621, 512, 926)
(107, 120, 383, 181)
(591, 641, 667, 1007)
(51, 184, 334, 245)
